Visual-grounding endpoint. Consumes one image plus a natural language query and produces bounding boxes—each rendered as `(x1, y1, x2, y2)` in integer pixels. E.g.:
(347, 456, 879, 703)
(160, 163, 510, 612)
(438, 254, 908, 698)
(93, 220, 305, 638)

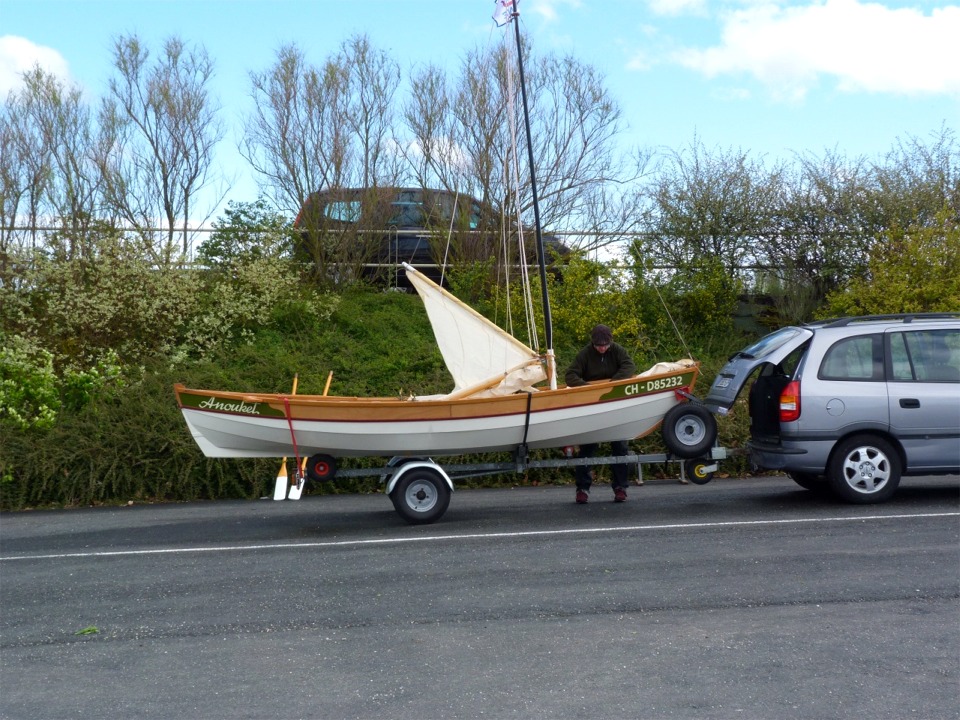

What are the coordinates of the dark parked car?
(705, 313, 960, 503)
(294, 186, 566, 286)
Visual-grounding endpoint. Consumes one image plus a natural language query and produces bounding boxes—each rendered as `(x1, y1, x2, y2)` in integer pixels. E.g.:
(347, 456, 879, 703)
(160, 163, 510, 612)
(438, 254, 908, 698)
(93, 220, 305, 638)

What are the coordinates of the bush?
(0, 288, 445, 509)
(195, 198, 295, 268)
(0, 335, 60, 430)
(0, 252, 756, 510)
(822, 211, 960, 316)
(9, 237, 198, 368)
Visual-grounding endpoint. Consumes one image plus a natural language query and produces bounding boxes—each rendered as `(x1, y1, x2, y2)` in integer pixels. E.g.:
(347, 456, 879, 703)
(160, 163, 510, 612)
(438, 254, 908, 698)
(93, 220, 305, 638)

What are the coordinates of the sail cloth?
(404, 263, 547, 400)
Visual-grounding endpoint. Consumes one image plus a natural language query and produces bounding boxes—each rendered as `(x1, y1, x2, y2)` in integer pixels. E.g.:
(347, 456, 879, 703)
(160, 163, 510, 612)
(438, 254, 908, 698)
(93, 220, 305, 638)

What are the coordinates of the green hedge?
(2, 258, 761, 510)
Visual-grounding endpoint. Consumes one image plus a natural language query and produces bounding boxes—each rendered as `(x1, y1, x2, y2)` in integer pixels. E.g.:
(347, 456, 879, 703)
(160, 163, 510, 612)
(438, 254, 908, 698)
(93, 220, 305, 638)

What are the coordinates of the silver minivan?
(705, 313, 960, 503)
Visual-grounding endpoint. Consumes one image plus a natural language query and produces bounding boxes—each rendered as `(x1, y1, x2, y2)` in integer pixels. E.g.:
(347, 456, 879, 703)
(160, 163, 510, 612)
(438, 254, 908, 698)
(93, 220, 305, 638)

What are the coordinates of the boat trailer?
(277, 445, 732, 525)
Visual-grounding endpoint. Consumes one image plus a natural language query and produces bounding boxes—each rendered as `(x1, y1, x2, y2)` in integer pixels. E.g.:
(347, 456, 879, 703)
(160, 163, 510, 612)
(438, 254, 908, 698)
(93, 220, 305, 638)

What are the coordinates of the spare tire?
(662, 403, 717, 458)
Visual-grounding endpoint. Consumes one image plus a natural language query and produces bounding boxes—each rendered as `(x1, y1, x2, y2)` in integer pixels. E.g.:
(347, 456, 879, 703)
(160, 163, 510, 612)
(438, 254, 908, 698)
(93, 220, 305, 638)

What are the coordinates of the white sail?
(404, 263, 546, 398)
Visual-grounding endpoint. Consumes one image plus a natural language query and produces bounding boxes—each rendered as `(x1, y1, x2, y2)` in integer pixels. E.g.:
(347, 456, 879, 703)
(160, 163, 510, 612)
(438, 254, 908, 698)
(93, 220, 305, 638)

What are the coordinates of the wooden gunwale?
(173, 363, 699, 424)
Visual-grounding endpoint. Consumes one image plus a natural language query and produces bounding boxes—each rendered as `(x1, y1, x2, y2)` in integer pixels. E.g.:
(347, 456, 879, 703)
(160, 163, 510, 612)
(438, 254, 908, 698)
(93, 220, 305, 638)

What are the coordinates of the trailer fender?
(384, 459, 455, 496)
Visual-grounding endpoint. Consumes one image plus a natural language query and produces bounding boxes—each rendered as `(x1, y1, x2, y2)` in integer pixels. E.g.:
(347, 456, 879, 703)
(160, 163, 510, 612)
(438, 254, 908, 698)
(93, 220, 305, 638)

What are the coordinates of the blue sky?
(2, 0, 958, 220)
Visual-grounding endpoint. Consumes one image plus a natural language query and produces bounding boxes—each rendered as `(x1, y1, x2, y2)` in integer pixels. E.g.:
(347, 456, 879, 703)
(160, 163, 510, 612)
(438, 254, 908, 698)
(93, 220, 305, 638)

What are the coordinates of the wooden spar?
(509, 3, 556, 389)
(441, 358, 544, 401)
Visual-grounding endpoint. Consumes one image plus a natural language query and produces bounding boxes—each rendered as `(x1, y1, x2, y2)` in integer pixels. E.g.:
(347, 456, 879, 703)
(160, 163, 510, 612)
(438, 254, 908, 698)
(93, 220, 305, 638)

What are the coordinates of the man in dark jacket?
(564, 324, 637, 504)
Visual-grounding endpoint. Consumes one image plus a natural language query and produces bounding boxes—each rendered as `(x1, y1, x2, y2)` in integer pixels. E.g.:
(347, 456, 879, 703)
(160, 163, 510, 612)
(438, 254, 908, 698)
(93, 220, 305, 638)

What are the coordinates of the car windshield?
(738, 327, 805, 360)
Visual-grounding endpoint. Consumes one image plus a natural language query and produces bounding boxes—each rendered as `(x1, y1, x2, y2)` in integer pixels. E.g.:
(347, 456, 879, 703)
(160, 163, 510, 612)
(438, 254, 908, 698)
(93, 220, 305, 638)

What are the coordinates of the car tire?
(827, 435, 901, 504)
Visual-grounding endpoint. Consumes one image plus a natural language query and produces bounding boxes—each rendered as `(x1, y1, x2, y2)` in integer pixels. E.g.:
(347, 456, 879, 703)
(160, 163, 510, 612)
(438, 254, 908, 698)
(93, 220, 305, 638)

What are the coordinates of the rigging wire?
(505, 36, 540, 355)
(439, 189, 459, 289)
(651, 278, 696, 361)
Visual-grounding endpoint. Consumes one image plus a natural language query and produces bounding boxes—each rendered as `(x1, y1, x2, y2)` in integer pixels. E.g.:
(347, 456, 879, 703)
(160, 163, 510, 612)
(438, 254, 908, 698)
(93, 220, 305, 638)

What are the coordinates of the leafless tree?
(243, 36, 405, 214)
(243, 37, 406, 283)
(870, 125, 959, 229)
(244, 43, 350, 212)
(403, 62, 454, 192)
(0, 83, 49, 261)
(770, 150, 870, 292)
(99, 34, 224, 265)
(639, 137, 782, 276)
(404, 39, 648, 255)
(342, 35, 403, 189)
(15, 67, 108, 259)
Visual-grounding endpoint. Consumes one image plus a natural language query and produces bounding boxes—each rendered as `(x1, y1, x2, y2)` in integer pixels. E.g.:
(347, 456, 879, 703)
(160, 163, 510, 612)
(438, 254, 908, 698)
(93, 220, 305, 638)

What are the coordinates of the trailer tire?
(662, 403, 717, 459)
(305, 453, 337, 482)
(391, 469, 451, 525)
(684, 459, 714, 485)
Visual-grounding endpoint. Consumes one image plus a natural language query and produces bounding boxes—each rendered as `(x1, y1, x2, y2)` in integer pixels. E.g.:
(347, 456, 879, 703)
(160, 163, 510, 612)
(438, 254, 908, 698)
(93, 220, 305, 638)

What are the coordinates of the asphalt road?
(1, 475, 958, 720)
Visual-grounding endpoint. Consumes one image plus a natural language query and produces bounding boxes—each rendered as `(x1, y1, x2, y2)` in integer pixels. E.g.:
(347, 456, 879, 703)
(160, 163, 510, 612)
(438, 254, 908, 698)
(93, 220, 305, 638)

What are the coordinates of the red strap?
(282, 397, 303, 483)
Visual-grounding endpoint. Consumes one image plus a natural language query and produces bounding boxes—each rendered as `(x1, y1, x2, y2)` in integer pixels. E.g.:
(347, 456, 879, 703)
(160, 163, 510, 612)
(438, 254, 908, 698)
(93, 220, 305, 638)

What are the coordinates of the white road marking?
(2, 512, 957, 562)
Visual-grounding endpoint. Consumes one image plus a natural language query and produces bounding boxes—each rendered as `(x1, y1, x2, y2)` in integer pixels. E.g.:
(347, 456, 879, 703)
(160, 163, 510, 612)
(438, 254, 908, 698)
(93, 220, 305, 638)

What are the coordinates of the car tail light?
(780, 381, 801, 422)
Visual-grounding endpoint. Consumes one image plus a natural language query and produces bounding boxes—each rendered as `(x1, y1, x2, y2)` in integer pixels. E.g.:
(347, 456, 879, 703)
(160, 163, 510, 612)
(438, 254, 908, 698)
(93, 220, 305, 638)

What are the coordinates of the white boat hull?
(176, 366, 697, 458)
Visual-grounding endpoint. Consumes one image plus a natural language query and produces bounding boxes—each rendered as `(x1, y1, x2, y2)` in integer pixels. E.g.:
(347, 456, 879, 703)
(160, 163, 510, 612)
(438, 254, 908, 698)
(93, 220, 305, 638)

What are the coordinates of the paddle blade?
(272, 460, 289, 501)
(287, 459, 306, 500)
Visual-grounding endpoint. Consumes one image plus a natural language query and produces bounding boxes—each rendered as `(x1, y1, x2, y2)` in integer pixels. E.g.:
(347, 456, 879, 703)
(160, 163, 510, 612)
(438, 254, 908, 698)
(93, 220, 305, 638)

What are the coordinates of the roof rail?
(810, 312, 960, 328)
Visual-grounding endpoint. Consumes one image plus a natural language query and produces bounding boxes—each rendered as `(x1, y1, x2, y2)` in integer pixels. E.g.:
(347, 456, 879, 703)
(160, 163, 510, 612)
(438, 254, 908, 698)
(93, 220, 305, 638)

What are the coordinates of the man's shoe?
(613, 488, 627, 503)
(575, 489, 589, 504)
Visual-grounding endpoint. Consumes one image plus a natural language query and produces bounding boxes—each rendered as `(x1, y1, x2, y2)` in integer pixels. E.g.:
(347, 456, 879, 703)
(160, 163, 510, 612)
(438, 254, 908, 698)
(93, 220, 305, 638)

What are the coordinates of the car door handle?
(899, 398, 920, 409)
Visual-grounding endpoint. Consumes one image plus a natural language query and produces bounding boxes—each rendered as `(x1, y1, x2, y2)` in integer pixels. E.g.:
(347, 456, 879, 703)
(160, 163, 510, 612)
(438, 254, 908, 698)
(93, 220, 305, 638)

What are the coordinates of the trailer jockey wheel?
(684, 459, 714, 485)
(305, 453, 337, 482)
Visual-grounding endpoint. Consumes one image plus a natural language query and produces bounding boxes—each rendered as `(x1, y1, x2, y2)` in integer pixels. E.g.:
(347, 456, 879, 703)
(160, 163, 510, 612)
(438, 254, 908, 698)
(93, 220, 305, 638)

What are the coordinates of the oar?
(272, 374, 299, 500)
(287, 371, 333, 500)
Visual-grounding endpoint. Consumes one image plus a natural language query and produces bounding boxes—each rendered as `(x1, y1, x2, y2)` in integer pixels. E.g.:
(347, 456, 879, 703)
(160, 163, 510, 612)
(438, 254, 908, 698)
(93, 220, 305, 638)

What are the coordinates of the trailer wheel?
(662, 403, 717, 459)
(391, 469, 451, 525)
(305, 453, 337, 482)
(684, 459, 714, 485)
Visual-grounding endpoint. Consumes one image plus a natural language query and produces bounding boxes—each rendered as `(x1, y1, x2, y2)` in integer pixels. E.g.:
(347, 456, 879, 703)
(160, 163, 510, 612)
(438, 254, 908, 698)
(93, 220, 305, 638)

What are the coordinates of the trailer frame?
(287, 444, 731, 524)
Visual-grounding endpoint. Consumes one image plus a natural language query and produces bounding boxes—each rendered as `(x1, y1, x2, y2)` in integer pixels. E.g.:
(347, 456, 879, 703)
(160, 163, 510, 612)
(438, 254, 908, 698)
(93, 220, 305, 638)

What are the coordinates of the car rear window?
(323, 201, 362, 223)
(819, 335, 884, 381)
(739, 327, 806, 360)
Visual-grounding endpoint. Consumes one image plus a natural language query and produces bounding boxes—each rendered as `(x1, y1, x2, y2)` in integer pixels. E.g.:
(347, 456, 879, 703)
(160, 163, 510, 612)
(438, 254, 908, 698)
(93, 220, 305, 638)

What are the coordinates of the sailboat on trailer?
(175, 262, 700, 458)
(174, 2, 709, 463)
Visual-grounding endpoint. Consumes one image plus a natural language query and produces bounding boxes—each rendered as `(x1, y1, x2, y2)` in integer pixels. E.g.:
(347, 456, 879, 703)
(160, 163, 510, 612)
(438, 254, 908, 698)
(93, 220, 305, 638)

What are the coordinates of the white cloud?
(672, 0, 960, 100)
(0, 36, 70, 96)
(528, 0, 583, 23)
(647, 0, 708, 17)
(624, 23, 662, 71)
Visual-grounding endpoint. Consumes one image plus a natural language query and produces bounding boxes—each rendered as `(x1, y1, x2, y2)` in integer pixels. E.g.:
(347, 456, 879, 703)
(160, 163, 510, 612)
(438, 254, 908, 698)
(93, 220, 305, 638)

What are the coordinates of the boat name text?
(198, 397, 260, 414)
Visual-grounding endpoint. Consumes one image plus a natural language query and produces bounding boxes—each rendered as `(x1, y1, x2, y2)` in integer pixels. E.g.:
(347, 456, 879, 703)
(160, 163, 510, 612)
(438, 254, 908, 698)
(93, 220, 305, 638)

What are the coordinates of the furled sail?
(404, 263, 546, 398)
